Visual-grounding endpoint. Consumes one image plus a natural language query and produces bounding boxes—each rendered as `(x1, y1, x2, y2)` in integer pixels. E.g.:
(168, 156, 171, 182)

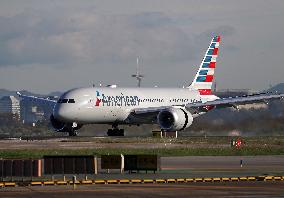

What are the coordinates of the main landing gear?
(107, 124, 124, 136)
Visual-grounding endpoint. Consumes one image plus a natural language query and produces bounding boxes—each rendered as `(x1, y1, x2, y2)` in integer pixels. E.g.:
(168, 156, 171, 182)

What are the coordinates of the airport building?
(0, 96, 21, 119)
(20, 98, 54, 124)
(20, 99, 44, 124)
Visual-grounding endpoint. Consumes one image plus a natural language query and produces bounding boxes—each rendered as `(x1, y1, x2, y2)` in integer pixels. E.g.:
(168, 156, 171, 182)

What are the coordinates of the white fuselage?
(53, 87, 213, 125)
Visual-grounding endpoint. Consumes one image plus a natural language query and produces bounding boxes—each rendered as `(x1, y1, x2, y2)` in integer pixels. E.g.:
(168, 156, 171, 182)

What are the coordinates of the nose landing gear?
(68, 130, 78, 136)
(107, 124, 124, 136)
(68, 122, 79, 136)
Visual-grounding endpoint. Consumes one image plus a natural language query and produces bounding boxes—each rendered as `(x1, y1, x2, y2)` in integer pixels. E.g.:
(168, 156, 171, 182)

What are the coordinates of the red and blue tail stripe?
(189, 36, 221, 96)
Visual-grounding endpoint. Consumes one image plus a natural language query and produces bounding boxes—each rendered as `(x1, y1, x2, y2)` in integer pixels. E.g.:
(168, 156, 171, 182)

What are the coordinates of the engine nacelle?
(50, 114, 82, 132)
(157, 108, 193, 131)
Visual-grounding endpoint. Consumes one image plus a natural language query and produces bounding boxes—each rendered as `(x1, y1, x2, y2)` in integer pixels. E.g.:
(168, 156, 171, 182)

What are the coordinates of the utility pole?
(131, 57, 144, 87)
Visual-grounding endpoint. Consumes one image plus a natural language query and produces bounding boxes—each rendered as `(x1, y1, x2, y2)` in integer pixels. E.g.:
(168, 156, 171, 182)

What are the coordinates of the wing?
(127, 106, 165, 123)
(128, 92, 284, 123)
(17, 92, 57, 108)
(186, 93, 284, 110)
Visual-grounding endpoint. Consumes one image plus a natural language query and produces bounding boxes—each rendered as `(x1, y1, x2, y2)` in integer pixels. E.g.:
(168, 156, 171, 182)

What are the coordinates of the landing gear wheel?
(118, 129, 124, 136)
(68, 130, 78, 136)
(107, 129, 124, 136)
(107, 129, 113, 136)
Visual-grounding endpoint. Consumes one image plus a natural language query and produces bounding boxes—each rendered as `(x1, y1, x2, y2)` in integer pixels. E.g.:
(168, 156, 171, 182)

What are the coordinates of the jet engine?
(50, 114, 82, 132)
(157, 108, 193, 131)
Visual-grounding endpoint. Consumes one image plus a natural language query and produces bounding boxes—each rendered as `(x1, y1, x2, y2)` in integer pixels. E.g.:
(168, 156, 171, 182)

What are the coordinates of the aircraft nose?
(53, 104, 71, 121)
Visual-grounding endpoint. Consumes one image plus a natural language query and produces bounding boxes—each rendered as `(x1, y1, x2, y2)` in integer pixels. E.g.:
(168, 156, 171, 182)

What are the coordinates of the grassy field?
(0, 136, 283, 158)
(0, 147, 283, 159)
(61, 136, 284, 148)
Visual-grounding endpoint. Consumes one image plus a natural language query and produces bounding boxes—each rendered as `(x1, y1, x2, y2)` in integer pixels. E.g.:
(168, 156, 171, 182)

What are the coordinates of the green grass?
(0, 146, 283, 159)
(61, 136, 284, 145)
(0, 136, 283, 158)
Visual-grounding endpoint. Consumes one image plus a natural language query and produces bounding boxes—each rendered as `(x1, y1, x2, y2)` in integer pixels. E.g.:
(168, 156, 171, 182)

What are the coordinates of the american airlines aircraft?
(18, 36, 284, 136)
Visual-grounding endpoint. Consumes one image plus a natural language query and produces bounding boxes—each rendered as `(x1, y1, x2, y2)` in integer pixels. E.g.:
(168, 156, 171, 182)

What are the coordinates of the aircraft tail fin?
(188, 36, 221, 95)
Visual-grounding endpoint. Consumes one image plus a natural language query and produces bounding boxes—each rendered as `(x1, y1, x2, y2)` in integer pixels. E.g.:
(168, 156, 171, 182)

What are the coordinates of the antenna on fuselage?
(131, 57, 144, 87)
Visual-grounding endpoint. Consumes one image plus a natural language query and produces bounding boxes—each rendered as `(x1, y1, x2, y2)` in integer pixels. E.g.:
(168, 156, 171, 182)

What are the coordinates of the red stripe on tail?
(198, 89, 212, 95)
(205, 75, 214, 82)
(216, 36, 221, 42)
(209, 62, 216, 68)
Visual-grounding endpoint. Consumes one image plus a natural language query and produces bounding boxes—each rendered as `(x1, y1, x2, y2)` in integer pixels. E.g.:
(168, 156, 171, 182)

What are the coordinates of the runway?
(0, 138, 283, 179)
(79, 155, 284, 180)
(0, 155, 279, 182)
(160, 156, 284, 178)
(1, 182, 284, 198)
(0, 138, 283, 197)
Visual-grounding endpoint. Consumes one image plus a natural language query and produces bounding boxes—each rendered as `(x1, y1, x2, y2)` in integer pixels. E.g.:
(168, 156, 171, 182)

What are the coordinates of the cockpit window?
(68, 99, 75, 103)
(57, 99, 75, 103)
(62, 99, 68, 103)
(58, 99, 63, 103)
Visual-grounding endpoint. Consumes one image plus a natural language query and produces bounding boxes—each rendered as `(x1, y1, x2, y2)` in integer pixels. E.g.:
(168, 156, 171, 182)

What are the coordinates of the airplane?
(17, 36, 284, 136)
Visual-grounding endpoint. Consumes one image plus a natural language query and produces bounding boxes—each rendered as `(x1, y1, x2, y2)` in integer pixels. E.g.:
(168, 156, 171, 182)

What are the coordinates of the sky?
(0, 0, 284, 94)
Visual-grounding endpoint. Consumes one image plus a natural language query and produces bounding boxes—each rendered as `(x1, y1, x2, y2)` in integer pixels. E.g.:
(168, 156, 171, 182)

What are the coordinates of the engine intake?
(157, 108, 193, 131)
(50, 114, 66, 132)
(50, 114, 82, 132)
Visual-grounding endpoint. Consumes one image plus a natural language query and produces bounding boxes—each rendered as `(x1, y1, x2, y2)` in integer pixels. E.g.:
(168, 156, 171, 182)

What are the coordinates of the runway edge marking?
(1, 175, 284, 188)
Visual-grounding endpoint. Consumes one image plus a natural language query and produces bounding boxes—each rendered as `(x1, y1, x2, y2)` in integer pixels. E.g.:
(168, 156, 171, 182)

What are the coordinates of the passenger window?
(62, 99, 68, 103)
